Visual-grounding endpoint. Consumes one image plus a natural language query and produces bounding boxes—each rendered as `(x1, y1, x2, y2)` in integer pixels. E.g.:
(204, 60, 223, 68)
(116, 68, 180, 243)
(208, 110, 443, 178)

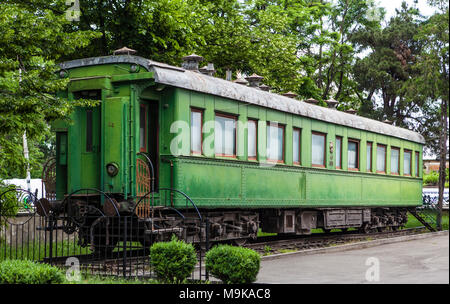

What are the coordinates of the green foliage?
(0, 0, 100, 179)
(423, 171, 440, 185)
(0, 259, 64, 284)
(0, 182, 19, 227)
(205, 245, 260, 284)
(149, 236, 197, 284)
(423, 169, 449, 186)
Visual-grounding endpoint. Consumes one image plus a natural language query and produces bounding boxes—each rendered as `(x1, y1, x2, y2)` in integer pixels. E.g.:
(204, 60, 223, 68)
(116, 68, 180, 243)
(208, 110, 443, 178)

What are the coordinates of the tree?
(352, 2, 425, 124)
(0, 1, 99, 180)
(413, 0, 449, 230)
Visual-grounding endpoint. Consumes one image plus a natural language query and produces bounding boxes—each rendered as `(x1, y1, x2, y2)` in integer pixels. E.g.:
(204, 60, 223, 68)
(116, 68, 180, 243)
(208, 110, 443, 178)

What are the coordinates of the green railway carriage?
(49, 51, 425, 247)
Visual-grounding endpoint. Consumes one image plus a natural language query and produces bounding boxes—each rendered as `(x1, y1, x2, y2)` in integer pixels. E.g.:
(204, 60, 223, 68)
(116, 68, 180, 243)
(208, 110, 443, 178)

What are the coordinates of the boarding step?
(408, 208, 436, 232)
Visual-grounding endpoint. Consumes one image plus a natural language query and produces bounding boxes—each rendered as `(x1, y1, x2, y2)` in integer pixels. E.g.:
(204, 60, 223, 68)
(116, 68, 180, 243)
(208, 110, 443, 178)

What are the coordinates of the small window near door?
(86, 110, 93, 152)
(367, 142, 373, 172)
(191, 108, 203, 155)
(248, 119, 257, 160)
(139, 105, 148, 152)
(336, 136, 342, 169)
(293, 128, 301, 165)
(415, 151, 420, 177)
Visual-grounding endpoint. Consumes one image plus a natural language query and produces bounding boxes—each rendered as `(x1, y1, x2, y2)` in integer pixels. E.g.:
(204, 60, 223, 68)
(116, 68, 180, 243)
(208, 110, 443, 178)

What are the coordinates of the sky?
(377, 0, 438, 19)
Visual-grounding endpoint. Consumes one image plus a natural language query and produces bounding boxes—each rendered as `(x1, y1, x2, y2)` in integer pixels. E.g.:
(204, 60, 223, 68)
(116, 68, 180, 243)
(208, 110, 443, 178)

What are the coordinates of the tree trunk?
(437, 96, 448, 231)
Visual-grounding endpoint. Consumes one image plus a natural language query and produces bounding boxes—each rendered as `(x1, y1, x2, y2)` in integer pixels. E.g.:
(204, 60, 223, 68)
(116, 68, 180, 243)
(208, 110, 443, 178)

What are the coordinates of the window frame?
(86, 109, 94, 153)
(293, 127, 301, 165)
(415, 151, 420, 177)
(266, 122, 285, 163)
(215, 112, 238, 158)
(335, 136, 343, 169)
(404, 149, 412, 176)
(347, 138, 360, 171)
(247, 119, 258, 161)
(390, 146, 400, 175)
(311, 131, 327, 168)
(190, 107, 204, 155)
(367, 142, 373, 172)
(376, 144, 387, 174)
(139, 104, 148, 153)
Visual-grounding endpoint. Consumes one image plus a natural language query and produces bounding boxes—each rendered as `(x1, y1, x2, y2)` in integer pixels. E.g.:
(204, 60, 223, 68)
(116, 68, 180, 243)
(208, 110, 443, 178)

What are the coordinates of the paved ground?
(256, 234, 449, 284)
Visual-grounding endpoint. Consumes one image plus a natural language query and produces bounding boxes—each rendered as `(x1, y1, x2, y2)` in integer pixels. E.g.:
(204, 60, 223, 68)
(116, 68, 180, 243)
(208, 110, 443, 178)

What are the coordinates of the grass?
(278, 249, 297, 254)
(67, 274, 158, 284)
(0, 240, 92, 262)
(403, 211, 449, 230)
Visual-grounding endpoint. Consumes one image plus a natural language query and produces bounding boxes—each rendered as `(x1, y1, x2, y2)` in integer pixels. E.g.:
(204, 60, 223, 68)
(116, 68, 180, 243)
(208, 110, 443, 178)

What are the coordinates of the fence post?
(48, 215, 54, 264)
(122, 216, 128, 278)
(205, 217, 209, 281)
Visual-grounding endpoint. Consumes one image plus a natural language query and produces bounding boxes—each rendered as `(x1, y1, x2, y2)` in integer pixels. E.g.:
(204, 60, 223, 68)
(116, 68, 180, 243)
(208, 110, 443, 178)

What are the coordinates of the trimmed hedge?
(205, 245, 260, 284)
(150, 236, 198, 283)
(0, 259, 64, 284)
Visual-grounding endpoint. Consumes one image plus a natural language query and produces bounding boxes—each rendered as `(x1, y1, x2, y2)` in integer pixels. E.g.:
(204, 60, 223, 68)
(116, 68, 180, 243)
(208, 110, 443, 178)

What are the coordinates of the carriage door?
(75, 90, 102, 190)
(136, 100, 159, 217)
(137, 100, 159, 189)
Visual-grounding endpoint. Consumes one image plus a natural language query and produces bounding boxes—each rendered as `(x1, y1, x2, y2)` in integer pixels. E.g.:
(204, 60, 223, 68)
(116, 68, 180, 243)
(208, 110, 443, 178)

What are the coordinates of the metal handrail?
(137, 152, 155, 193)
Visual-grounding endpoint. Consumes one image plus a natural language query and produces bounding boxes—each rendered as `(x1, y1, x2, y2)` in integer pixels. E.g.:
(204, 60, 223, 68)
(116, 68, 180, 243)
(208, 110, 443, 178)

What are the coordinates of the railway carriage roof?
(61, 55, 425, 144)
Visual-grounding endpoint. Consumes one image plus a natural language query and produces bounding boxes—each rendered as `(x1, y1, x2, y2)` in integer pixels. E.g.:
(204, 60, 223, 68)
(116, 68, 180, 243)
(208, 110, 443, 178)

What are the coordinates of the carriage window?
(367, 142, 373, 172)
(415, 151, 420, 177)
(266, 123, 285, 162)
(391, 147, 400, 174)
(248, 119, 257, 160)
(191, 109, 203, 154)
(215, 114, 237, 157)
(377, 144, 386, 173)
(336, 136, 342, 169)
(404, 150, 412, 175)
(86, 109, 93, 152)
(293, 128, 301, 165)
(139, 105, 148, 152)
(312, 132, 326, 167)
(348, 139, 359, 170)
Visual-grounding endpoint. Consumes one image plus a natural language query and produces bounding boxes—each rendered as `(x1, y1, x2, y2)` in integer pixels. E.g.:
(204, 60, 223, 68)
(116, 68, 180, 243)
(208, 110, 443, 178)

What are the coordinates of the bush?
(0, 259, 65, 284)
(205, 245, 260, 284)
(149, 236, 197, 283)
(423, 171, 439, 185)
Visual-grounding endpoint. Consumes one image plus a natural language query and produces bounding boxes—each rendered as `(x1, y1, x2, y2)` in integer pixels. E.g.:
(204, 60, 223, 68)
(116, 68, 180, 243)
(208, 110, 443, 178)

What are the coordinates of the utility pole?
(19, 63, 31, 193)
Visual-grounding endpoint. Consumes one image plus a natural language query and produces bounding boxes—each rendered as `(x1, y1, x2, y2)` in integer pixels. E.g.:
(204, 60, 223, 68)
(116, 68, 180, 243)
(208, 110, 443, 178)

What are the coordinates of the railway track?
(245, 227, 428, 255)
(42, 226, 429, 277)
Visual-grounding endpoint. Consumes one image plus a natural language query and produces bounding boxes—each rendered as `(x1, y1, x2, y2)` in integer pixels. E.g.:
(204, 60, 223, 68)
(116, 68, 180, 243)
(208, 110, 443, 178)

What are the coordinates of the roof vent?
(199, 63, 216, 76)
(305, 98, 319, 105)
(182, 54, 203, 72)
(233, 71, 248, 86)
(245, 73, 264, 88)
(225, 69, 232, 81)
(259, 84, 270, 91)
(325, 98, 338, 109)
(113, 47, 137, 55)
(345, 108, 357, 115)
(283, 91, 298, 98)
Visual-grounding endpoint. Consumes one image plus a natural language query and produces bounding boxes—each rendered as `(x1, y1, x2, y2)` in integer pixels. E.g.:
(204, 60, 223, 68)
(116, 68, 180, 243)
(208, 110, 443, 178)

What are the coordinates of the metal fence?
(0, 188, 210, 282)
